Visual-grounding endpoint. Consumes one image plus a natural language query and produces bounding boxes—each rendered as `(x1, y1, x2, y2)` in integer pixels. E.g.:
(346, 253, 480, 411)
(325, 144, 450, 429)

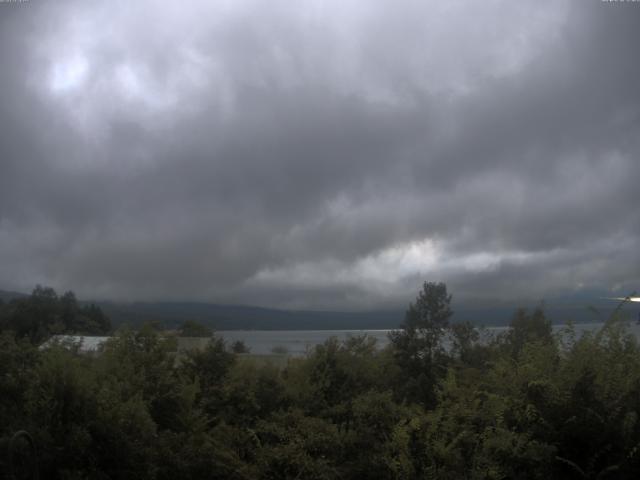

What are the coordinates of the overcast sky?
(0, 0, 638, 309)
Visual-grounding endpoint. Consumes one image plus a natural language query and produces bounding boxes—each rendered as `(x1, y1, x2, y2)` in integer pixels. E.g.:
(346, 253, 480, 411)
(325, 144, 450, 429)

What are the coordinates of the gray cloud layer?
(1, 0, 638, 308)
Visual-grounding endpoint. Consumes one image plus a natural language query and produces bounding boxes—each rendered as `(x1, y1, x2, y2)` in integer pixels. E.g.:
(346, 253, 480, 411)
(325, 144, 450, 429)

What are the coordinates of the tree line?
(0, 285, 111, 343)
(1, 282, 639, 479)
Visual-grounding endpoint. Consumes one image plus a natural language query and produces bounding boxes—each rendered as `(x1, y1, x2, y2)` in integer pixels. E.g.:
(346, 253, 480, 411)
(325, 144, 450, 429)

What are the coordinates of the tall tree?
(178, 320, 212, 338)
(389, 281, 453, 407)
(503, 307, 552, 358)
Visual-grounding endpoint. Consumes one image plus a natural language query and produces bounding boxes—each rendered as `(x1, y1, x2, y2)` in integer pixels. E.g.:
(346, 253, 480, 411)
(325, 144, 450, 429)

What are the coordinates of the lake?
(47, 321, 640, 356)
(217, 322, 640, 356)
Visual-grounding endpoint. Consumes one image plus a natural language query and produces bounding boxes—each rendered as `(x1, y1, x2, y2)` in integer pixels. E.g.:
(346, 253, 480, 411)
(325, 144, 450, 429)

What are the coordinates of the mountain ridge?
(2, 289, 635, 330)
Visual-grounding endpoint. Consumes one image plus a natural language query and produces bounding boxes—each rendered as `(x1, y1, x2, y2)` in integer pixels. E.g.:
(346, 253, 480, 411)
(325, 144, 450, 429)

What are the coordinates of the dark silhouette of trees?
(1, 282, 640, 479)
(501, 306, 553, 357)
(0, 285, 111, 344)
(231, 340, 250, 353)
(178, 319, 212, 337)
(388, 281, 453, 407)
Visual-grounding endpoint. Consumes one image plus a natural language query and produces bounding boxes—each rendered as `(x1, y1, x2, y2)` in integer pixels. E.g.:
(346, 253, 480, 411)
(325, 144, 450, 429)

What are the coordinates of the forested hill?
(1, 288, 631, 330)
(0, 289, 27, 302)
(78, 296, 637, 330)
(97, 301, 403, 330)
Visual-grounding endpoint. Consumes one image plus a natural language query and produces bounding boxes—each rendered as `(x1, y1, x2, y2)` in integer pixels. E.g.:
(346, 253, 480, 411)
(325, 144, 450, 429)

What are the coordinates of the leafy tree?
(0, 286, 111, 343)
(501, 307, 553, 358)
(180, 336, 235, 417)
(255, 409, 342, 480)
(340, 390, 413, 479)
(389, 281, 453, 407)
(221, 361, 290, 427)
(291, 335, 385, 423)
(179, 319, 212, 337)
(450, 320, 481, 364)
(78, 303, 112, 334)
(9, 285, 61, 343)
(231, 340, 250, 354)
(59, 290, 79, 332)
(0, 333, 39, 433)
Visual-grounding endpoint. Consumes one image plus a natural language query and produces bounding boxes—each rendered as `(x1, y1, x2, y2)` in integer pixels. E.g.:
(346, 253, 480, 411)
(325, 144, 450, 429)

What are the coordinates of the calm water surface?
(218, 322, 640, 356)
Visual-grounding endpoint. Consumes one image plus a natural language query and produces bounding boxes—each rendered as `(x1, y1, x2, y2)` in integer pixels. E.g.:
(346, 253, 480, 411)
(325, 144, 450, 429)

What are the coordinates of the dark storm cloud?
(0, 0, 638, 308)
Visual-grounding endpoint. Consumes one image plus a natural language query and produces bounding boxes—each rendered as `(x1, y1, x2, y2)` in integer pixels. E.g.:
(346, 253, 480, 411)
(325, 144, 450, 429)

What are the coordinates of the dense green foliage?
(179, 320, 213, 338)
(1, 283, 640, 479)
(389, 282, 453, 408)
(0, 286, 111, 343)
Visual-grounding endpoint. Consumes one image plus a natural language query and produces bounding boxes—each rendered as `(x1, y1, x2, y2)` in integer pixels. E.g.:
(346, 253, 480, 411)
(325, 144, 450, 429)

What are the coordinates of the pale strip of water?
(46, 322, 640, 356)
(218, 322, 640, 356)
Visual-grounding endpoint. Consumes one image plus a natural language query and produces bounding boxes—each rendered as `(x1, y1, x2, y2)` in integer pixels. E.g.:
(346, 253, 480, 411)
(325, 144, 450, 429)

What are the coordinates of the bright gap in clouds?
(7, 0, 636, 307)
(250, 239, 438, 288)
(248, 239, 542, 294)
(49, 54, 89, 92)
